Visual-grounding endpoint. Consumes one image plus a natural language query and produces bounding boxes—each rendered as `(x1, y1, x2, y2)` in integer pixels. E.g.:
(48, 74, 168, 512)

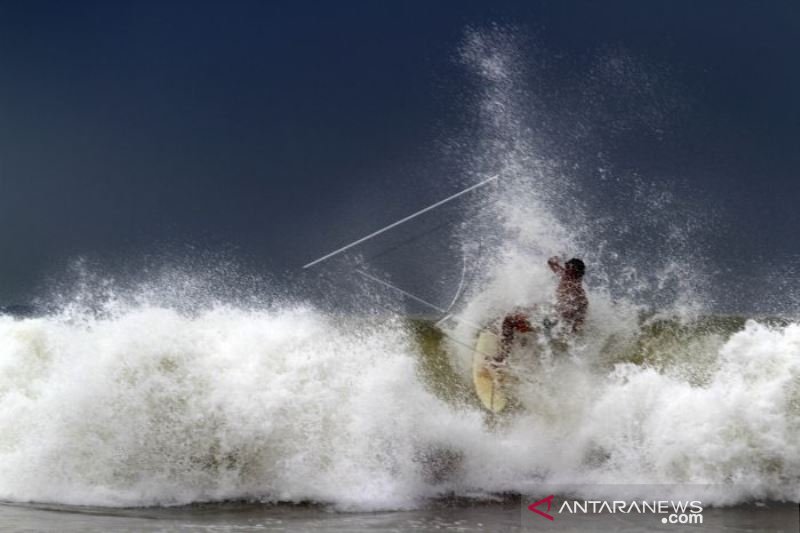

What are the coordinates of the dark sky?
(1, 1, 799, 311)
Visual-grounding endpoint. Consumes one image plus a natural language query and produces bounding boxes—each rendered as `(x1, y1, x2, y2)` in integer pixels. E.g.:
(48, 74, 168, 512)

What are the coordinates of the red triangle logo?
(528, 494, 555, 521)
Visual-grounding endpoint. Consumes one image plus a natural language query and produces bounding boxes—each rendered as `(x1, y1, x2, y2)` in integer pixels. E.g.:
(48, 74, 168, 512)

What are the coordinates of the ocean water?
(1, 500, 798, 532)
(1, 308, 799, 513)
(2, 27, 799, 532)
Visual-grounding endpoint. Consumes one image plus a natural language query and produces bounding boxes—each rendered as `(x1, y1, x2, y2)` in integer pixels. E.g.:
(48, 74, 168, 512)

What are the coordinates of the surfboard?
(472, 329, 508, 413)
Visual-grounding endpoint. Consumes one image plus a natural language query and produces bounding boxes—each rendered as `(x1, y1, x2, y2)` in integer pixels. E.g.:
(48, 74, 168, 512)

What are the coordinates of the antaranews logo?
(527, 495, 704, 525)
(527, 495, 555, 521)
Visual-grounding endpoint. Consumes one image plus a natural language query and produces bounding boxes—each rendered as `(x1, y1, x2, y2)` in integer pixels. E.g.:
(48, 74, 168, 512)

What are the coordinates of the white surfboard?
(472, 330, 508, 413)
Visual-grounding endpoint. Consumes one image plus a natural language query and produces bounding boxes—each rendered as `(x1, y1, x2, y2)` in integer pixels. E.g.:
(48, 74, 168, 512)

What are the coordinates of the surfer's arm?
(548, 256, 564, 274)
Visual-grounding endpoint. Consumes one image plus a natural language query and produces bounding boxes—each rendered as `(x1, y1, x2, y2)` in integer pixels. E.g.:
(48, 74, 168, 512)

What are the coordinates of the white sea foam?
(0, 308, 798, 509)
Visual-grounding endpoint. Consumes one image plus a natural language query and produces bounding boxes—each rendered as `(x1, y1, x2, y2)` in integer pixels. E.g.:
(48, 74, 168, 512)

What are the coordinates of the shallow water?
(1, 500, 797, 532)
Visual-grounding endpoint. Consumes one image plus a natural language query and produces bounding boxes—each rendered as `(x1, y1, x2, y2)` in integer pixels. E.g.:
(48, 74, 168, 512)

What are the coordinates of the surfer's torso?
(555, 278, 588, 332)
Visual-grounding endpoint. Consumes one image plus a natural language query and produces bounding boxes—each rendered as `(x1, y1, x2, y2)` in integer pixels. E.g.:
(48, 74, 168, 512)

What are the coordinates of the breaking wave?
(0, 26, 797, 511)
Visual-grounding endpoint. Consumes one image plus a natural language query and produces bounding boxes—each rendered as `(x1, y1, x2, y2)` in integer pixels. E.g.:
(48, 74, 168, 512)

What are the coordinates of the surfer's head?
(565, 258, 585, 279)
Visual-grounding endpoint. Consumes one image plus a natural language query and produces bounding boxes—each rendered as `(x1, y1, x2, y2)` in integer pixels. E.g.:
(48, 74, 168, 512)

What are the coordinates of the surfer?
(497, 257, 587, 360)
(496, 311, 532, 362)
(547, 256, 588, 334)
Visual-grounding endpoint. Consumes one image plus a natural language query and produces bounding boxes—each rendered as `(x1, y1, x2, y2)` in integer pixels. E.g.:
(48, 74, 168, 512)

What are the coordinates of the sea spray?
(0, 307, 483, 509)
(1, 306, 799, 509)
